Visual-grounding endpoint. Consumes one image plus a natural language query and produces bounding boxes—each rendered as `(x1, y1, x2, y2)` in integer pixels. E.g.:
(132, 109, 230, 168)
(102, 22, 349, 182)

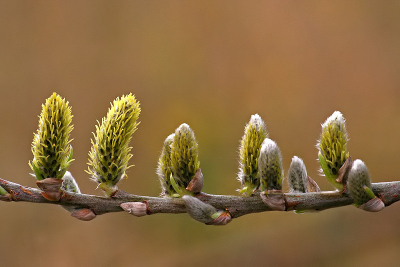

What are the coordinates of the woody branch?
(1, 178, 399, 218)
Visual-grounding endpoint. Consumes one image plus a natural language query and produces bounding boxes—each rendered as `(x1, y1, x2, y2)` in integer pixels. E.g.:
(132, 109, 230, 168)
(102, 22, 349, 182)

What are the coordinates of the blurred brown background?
(1, 1, 400, 266)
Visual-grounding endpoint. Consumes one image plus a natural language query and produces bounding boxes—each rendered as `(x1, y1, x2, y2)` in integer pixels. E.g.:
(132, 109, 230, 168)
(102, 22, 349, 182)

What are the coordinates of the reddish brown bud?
(71, 208, 97, 221)
(206, 211, 232, 226)
(307, 176, 321, 193)
(120, 202, 148, 217)
(186, 168, 204, 193)
(36, 178, 63, 201)
(357, 197, 385, 212)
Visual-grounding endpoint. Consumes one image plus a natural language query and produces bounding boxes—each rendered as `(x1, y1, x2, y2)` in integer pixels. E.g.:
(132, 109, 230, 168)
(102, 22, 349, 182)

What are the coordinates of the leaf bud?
(120, 202, 148, 217)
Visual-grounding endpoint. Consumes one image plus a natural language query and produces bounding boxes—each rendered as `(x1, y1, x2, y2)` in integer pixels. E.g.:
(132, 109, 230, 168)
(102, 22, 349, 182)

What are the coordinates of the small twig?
(1, 177, 400, 219)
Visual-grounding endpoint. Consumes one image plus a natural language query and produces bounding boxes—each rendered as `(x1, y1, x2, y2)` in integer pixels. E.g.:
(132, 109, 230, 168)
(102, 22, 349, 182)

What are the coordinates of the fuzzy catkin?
(317, 111, 349, 190)
(238, 114, 268, 195)
(157, 134, 175, 196)
(170, 123, 200, 189)
(348, 159, 375, 205)
(318, 111, 349, 176)
(288, 156, 308, 193)
(258, 138, 283, 191)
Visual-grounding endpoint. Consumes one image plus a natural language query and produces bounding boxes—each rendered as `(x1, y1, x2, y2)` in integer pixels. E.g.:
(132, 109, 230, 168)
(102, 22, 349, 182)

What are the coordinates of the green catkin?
(29, 93, 73, 180)
(169, 123, 200, 194)
(238, 114, 268, 196)
(86, 94, 140, 195)
(157, 134, 175, 196)
(317, 111, 349, 190)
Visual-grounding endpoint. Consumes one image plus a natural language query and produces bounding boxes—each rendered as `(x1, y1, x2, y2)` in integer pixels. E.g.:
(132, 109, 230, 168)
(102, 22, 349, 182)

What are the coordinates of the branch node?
(10, 190, 18, 201)
(0, 194, 12, 202)
(260, 190, 286, 211)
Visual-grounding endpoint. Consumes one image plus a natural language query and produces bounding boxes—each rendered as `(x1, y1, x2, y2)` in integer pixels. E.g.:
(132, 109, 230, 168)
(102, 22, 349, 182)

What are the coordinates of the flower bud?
(61, 171, 81, 194)
(183, 195, 217, 224)
(347, 159, 384, 211)
(287, 156, 308, 193)
(238, 114, 268, 196)
(258, 138, 283, 192)
(157, 134, 175, 196)
(29, 93, 73, 180)
(86, 94, 141, 196)
(169, 123, 201, 196)
(317, 111, 349, 191)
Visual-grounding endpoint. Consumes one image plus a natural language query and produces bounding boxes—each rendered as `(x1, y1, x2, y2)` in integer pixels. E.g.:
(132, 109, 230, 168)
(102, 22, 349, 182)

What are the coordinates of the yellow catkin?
(86, 94, 140, 194)
(29, 93, 73, 180)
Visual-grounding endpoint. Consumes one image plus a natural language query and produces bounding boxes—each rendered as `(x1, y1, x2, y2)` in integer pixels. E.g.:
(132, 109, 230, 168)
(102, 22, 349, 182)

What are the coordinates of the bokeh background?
(1, 1, 400, 266)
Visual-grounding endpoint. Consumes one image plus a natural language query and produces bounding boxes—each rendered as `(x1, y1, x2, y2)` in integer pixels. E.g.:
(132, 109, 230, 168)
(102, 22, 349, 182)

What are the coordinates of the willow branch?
(1, 177, 400, 220)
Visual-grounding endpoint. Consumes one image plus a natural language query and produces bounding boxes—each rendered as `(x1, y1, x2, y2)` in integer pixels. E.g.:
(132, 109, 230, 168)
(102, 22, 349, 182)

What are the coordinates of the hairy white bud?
(258, 138, 283, 191)
(183, 195, 217, 224)
(287, 156, 308, 193)
(347, 159, 385, 212)
(61, 171, 81, 194)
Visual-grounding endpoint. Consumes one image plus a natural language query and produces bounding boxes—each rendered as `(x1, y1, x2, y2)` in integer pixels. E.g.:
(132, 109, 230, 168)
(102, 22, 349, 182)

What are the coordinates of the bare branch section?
(1, 178, 399, 220)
